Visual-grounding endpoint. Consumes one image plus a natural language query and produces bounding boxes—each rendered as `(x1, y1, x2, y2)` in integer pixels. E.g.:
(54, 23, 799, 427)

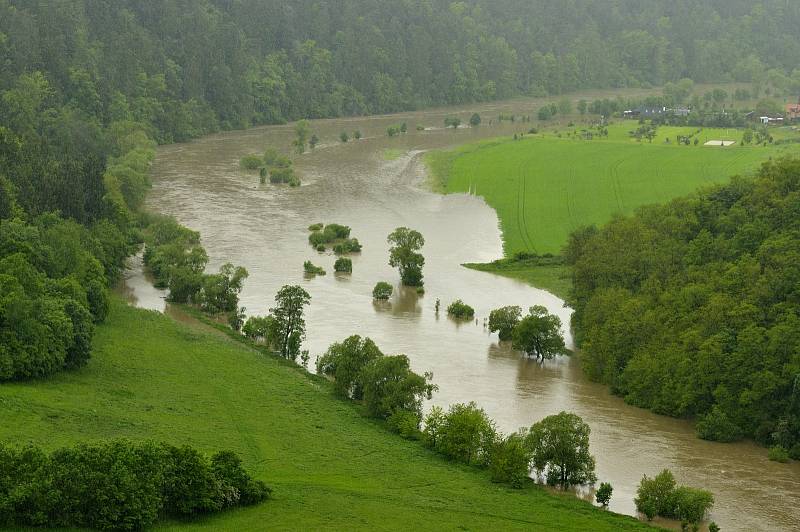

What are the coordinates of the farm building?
(623, 106, 689, 119)
(788, 102, 800, 121)
(759, 116, 784, 126)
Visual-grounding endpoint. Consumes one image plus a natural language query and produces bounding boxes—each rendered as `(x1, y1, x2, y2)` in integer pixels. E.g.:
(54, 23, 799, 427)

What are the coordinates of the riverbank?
(0, 296, 655, 531)
(463, 255, 571, 301)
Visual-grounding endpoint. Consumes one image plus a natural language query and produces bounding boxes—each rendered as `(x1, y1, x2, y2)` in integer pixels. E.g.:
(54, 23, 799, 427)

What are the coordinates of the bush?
(768, 445, 790, 463)
(488, 431, 531, 487)
(387, 410, 421, 440)
(242, 315, 276, 343)
(263, 148, 291, 168)
(239, 154, 262, 170)
(595, 482, 613, 506)
(308, 223, 324, 231)
(323, 223, 351, 240)
(333, 238, 362, 254)
(316, 335, 383, 399)
(696, 407, 743, 442)
(635, 469, 713, 524)
(269, 166, 300, 186)
(308, 231, 327, 247)
(303, 260, 325, 275)
(635, 469, 677, 520)
(428, 402, 497, 465)
(334, 257, 352, 273)
(789, 444, 800, 461)
(673, 486, 714, 525)
(447, 300, 474, 319)
(316, 244, 326, 252)
(372, 281, 393, 300)
(360, 355, 436, 419)
(0, 440, 269, 530)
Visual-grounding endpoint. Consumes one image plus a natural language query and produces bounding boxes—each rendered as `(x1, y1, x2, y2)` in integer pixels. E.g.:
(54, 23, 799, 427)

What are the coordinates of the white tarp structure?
(704, 140, 736, 147)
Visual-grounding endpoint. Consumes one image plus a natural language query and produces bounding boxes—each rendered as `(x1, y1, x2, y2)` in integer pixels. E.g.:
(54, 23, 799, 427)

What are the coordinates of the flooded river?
(140, 97, 799, 531)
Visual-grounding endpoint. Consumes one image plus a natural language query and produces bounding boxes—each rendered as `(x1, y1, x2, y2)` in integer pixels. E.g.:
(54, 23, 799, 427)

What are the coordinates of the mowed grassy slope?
(0, 298, 653, 531)
(429, 124, 799, 255)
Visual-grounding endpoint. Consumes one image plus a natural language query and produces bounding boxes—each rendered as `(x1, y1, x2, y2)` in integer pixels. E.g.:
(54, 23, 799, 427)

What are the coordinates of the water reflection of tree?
(390, 285, 423, 316)
(487, 342, 570, 408)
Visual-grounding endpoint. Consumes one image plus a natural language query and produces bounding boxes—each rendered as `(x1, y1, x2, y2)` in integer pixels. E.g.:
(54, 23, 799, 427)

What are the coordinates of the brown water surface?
(138, 98, 800, 531)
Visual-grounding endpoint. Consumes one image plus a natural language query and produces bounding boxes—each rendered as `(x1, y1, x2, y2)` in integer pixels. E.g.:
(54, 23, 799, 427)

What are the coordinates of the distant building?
(623, 106, 679, 119)
(787, 102, 800, 120)
(760, 116, 784, 126)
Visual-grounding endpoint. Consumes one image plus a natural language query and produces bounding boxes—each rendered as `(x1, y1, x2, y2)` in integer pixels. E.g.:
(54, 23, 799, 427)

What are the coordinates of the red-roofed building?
(788, 102, 800, 121)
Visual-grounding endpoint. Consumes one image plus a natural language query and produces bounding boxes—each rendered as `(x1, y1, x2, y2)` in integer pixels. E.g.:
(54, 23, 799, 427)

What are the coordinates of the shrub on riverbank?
(0, 440, 269, 530)
(634, 469, 713, 525)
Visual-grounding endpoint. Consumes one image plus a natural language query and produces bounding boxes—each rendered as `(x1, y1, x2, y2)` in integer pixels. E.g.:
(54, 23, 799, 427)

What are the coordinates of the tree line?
(2, 1, 800, 146)
(566, 157, 800, 457)
(0, 440, 269, 530)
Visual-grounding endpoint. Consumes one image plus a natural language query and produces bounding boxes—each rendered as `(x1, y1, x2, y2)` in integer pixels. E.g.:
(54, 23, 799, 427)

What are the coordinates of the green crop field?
(428, 123, 800, 256)
(0, 297, 653, 531)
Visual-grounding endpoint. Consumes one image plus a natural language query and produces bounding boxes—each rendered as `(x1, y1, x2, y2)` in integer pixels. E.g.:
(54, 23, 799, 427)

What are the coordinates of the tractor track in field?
(514, 153, 537, 253)
(565, 165, 577, 231)
(608, 156, 626, 213)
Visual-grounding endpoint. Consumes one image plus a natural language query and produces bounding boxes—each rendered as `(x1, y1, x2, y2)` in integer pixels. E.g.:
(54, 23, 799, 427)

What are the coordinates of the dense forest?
(2, 1, 800, 144)
(567, 158, 800, 453)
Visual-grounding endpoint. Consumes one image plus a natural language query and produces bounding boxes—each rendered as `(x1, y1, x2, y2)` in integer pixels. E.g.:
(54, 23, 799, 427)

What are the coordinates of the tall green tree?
(387, 227, 425, 287)
(511, 306, 566, 360)
(270, 285, 311, 360)
(526, 412, 596, 488)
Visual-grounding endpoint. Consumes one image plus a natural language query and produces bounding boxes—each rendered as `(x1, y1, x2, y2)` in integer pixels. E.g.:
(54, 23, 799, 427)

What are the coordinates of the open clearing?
(0, 297, 653, 531)
(427, 123, 800, 255)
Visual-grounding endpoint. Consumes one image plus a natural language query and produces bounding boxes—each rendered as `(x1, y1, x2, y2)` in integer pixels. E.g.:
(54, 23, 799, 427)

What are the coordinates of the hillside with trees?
(567, 157, 800, 455)
(2, 1, 800, 144)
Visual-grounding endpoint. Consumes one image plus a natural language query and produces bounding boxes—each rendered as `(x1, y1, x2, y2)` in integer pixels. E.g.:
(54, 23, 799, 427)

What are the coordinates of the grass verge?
(0, 296, 654, 531)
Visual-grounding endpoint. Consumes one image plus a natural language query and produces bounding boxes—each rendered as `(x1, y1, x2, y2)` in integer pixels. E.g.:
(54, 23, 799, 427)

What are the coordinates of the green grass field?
(428, 123, 800, 256)
(0, 297, 654, 531)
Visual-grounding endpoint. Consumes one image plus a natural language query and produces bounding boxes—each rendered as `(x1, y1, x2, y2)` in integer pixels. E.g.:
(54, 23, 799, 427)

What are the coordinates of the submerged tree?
(293, 120, 311, 154)
(387, 227, 425, 286)
(488, 305, 522, 341)
(270, 285, 311, 360)
(511, 305, 566, 360)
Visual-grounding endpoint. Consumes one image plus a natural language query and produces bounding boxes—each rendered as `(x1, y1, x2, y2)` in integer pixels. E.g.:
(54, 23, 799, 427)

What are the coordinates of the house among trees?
(759, 116, 784, 125)
(624, 106, 689, 119)
(787, 101, 800, 121)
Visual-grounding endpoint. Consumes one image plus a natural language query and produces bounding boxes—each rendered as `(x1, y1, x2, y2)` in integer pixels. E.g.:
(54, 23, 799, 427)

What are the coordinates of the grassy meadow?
(427, 122, 800, 256)
(0, 297, 654, 531)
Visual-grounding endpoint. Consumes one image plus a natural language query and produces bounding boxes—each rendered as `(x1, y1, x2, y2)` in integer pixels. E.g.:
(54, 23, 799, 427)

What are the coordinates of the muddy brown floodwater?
(137, 96, 799, 531)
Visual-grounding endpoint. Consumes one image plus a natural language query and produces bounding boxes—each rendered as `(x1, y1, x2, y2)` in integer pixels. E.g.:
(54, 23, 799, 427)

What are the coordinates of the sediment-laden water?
(134, 98, 800, 531)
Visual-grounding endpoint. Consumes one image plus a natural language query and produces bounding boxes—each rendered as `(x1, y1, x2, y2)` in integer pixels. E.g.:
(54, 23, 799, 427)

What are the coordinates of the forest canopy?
(567, 157, 800, 451)
(1, 1, 800, 144)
